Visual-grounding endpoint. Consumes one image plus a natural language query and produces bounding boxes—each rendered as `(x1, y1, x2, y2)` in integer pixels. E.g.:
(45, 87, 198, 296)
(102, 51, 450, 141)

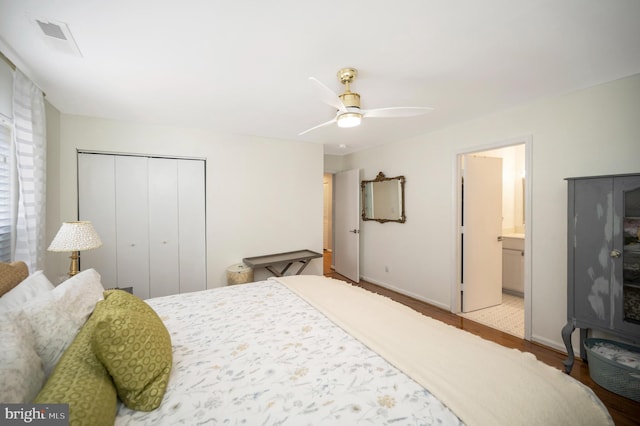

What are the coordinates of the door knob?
(497, 236, 504, 241)
(349, 229, 360, 234)
(610, 249, 621, 258)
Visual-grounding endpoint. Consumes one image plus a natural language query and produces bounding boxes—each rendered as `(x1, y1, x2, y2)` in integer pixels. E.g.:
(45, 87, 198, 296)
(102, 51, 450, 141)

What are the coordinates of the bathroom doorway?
(454, 138, 531, 340)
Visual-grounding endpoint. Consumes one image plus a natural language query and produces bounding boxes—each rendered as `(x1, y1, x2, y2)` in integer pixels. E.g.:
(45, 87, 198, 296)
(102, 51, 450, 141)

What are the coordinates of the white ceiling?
(1, 1, 639, 155)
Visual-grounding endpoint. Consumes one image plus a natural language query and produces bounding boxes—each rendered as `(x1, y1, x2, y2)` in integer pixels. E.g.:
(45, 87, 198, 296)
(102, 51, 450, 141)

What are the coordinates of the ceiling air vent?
(37, 20, 68, 40)
(33, 18, 82, 57)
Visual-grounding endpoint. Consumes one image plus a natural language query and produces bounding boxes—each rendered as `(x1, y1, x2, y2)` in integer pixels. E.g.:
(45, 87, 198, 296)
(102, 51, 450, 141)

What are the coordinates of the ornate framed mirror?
(361, 172, 406, 223)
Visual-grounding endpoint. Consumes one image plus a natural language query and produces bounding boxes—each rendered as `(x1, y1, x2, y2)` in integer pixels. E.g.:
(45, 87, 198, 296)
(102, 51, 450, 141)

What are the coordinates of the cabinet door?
(613, 175, 640, 335)
(115, 156, 150, 299)
(148, 158, 180, 298)
(571, 177, 614, 329)
(177, 159, 206, 293)
(78, 153, 117, 286)
(502, 249, 524, 294)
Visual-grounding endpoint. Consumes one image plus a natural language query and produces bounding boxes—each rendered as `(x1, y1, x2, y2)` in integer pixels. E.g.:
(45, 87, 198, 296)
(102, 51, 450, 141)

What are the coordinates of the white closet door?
(78, 153, 117, 286)
(115, 156, 150, 298)
(148, 158, 180, 297)
(178, 159, 206, 292)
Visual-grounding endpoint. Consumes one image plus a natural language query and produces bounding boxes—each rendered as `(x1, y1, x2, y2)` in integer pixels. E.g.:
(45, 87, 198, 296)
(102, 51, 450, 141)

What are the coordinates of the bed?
(1, 266, 613, 425)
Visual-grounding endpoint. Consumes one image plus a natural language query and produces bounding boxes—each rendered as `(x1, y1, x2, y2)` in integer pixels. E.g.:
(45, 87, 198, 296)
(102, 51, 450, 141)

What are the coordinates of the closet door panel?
(115, 156, 150, 298)
(148, 158, 180, 298)
(78, 153, 117, 286)
(178, 159, 206, 292)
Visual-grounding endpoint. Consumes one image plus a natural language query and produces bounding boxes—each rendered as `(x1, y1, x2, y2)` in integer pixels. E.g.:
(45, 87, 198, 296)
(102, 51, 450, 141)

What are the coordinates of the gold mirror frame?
(361, 172, 406, 223)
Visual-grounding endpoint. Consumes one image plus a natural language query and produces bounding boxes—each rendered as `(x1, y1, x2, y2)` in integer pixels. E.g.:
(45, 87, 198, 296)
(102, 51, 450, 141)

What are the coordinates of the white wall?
(341, 73, 640, 351)
(45, 114, 324, 287)
(324, 154, 347, 173)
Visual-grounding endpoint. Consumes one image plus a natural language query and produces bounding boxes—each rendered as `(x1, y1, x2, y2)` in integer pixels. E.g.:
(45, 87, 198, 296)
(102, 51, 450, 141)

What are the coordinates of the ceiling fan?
(299, 68, 433, 136)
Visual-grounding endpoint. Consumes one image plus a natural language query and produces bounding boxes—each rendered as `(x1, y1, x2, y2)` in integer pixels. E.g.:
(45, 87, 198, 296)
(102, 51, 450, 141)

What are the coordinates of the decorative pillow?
(0, 312, 45, 403)
(14, 269, 106, 378)
(52, 268, 105, 327)
(18, 294, 80, 378)
(98, 288, 156, 315)
(0, 270, 54, 312)
(0, 261, 29, 296)
(92, 290, 172, 411)
(35, 311, 117, 426)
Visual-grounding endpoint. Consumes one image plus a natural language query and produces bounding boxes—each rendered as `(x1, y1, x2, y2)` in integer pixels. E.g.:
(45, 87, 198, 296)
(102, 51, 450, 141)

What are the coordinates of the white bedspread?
(115, 279, 462, 425)
(277, 275, 613, 426)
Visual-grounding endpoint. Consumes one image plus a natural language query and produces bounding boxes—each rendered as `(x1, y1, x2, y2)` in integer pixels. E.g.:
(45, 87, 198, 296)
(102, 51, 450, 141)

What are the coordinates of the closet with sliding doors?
(77, 151, 206, 299)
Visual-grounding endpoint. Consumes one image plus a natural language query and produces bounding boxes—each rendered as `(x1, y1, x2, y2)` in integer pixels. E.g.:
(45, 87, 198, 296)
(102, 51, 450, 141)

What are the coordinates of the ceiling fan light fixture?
(337, 112, 362, 128)
(301, 67, 433, 136)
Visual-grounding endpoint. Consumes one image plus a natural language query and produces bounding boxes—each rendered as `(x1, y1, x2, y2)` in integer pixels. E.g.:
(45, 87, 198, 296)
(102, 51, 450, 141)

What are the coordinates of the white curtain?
(12, 69, 46, 272)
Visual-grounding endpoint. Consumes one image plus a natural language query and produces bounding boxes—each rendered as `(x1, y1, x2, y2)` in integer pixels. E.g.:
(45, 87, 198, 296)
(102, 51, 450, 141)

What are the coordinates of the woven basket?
(584, 338, 640, 402)
(226, 263, 254, 285)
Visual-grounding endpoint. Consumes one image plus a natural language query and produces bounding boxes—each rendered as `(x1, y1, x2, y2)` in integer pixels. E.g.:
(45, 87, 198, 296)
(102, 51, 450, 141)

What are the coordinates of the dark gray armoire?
(562, 173, 640, 373)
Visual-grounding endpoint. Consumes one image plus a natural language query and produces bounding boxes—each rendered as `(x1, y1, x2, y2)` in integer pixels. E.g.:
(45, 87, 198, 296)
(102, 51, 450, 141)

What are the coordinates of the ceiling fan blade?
(362, 106, 433, 119)
(309, 77, 346, 112)
(298, 117, 337, 136)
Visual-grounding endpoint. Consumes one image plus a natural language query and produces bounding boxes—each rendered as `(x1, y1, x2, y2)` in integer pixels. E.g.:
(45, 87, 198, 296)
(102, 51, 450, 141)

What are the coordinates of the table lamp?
(48, 221, 102, 276)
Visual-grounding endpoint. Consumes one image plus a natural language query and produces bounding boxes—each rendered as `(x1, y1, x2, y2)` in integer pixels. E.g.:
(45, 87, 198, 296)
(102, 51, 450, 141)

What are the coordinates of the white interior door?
(148, 158, 180, 298)
(334, 169, 360, 282)
(462, 155, 503, 312)
(177, 159, 207, 293)
(78, 153, 117, 286)
(115, 156, 150, 298)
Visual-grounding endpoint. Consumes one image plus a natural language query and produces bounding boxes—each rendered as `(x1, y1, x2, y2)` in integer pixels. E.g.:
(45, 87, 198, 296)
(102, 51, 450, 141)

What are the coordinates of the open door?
(462, 155, 503, 312)
(334, 169, 360, 282)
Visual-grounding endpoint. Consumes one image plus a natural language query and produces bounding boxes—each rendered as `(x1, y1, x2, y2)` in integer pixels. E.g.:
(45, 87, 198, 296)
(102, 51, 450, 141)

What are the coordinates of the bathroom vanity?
(502, 234, 524, 296)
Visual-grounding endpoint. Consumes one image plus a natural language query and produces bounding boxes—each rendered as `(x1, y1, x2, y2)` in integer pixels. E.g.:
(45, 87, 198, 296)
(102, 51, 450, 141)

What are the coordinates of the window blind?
(0, 119, 12, 262)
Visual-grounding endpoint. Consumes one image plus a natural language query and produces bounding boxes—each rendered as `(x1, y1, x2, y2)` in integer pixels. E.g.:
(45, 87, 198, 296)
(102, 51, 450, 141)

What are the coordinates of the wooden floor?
(322, 251, 640, 426)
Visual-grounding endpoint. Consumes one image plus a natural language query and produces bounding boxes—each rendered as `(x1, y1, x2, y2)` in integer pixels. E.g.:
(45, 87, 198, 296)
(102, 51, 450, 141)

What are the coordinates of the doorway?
(333, 169, 360, 282)
(323, 173, 334, 275)
(454, 138, 531, 340)
(323, 169, 361, 282)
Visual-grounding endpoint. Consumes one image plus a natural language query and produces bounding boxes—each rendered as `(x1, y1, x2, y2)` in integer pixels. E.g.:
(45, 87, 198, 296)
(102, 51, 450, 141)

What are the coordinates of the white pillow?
(0, 271, 54, 313)
(0, 312, 45, 402)
(51, 268, 105, 327)
(17, 269, 106, 377)
(18, 294, 79, 378)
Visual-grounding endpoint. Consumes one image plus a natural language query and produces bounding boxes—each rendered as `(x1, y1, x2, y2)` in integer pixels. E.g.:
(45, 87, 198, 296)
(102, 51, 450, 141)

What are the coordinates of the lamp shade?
(336, 112, 362, 128)
(48, 221, 103, 252)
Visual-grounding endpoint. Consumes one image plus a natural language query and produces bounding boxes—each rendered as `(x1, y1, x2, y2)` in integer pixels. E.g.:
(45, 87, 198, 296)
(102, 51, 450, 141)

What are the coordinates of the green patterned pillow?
(35, 311, 117, 426)
(92, 290, 172, 411)
(99, 289, 158, 314)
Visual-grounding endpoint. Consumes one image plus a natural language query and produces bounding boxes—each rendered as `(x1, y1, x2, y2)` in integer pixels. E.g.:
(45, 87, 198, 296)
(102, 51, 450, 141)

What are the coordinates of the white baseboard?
(359, 275, 450, 312)
(531, 334, 568, 355)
